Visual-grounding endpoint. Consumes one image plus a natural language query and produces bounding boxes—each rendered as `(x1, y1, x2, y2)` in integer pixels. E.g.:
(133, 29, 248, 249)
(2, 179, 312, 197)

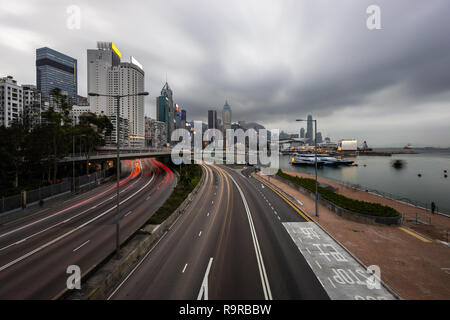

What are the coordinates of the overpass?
(59, 149, 173, 163)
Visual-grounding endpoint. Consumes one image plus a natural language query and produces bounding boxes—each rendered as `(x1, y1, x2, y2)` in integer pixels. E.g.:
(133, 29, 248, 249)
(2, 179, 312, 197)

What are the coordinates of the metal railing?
(0, 168, 110, 216)
(312, 175, 450, 217)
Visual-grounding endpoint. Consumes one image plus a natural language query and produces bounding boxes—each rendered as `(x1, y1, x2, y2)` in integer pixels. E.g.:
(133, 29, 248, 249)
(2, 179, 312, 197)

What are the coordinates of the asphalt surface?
(110, 164, 329, 300)
(0, 158, 175, 299)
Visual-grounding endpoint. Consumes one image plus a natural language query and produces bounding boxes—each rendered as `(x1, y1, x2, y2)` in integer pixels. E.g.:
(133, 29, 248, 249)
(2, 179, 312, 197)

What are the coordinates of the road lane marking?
(125, 210, 132, 217)
(107, 229, 170, 300)
(0, 170, 150, 240)
(197, 257, 213, 300)
(254, 175, 311, 222)
(198, 231, 202, 237)
(207, 212, 210, 216)
(0, 176, 154, 273)
(182, 263, 188, 273)
(73, 240, 90, 252)
(227, 173, 273, 300)
(399, 227, 432, 243)
(315, 260, 322, 269)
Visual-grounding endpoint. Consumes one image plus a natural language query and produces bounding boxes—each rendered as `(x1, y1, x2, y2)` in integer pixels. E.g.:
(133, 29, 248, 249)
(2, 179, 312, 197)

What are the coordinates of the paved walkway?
(258, 171, 450, 300)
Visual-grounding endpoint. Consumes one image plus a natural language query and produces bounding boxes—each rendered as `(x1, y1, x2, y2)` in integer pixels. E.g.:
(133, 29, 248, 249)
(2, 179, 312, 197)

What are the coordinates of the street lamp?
(296, 118, 319, 217)
(88, 91, 149, 257)
(72, 133, 86, 192)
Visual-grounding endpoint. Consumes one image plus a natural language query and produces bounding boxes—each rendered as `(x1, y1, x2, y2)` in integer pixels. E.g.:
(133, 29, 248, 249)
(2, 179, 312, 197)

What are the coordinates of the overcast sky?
(1, 0, 449, 147)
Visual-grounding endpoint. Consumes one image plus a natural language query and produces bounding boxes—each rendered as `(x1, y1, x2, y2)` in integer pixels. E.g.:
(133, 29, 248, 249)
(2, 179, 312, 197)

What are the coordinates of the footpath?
(257, 170, 450, 300)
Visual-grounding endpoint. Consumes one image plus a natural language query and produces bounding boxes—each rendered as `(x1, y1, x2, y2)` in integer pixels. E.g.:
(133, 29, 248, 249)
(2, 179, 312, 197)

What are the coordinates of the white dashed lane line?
(182, 263, 188, 273)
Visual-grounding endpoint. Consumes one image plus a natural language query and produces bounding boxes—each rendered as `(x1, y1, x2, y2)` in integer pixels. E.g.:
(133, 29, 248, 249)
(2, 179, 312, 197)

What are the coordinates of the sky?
(1, 0, 449, 147)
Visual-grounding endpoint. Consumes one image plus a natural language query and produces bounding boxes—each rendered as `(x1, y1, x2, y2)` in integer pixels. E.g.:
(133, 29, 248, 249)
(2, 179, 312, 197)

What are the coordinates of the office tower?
(87, 42, 121, 116)
(156, 82, 174, 142)
(300, 127, 305, 138)
(222, 100, 232, 131)
(181, 109, 186, 129)
(208, 110, 217, 129)
(36, 47, 77, 105)
(22, 84, 42, 129)
(316, 132, 323, 144)
(109, 58, 145, 147)
(0, 76, 23, 127)
(306, 114, 313, 142)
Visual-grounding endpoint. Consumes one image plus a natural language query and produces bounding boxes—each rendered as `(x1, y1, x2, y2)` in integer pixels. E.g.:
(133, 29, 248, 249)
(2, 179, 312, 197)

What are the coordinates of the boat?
(291, 154, 354, 166)
(404, 144, 413, 149)
(291, 154, 324, 166)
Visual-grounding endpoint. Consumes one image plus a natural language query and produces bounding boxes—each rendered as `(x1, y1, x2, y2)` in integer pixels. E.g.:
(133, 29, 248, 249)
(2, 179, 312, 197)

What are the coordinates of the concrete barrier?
(64, 166, 205, 300)
(274, 175, 402, 226)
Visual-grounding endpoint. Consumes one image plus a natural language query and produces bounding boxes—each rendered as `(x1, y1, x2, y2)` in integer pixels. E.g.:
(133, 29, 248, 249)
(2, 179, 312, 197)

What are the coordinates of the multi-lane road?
(1, 161, 393, 300)
(0, 158, 175, 299)
(109, 164, 329, 300)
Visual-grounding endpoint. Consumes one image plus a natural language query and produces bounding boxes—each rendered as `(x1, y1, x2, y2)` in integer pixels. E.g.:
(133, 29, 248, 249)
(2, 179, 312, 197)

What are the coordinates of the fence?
(311, 175, 449, 217)
(0, 168, 110, 217)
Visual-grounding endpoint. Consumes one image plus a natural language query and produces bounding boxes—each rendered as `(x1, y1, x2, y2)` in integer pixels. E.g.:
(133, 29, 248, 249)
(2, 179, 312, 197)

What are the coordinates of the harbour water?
(279, 148, 450, 215)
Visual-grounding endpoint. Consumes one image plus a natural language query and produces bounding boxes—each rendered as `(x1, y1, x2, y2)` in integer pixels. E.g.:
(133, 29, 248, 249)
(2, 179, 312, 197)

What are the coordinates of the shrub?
(277, 169, 399, 217)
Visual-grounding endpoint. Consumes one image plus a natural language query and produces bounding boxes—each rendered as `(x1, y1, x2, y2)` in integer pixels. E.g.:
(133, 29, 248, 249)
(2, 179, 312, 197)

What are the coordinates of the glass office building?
(36, 47, 78, 105)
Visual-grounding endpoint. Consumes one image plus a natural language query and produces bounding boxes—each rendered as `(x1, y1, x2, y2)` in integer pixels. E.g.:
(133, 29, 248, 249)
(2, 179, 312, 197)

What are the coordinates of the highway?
(0, 158, 175, 299)
(109, 164, 329, 300)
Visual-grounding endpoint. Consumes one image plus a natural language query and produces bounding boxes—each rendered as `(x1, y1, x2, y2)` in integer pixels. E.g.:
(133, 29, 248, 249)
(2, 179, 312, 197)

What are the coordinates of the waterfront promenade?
(257, 170, 450, 300)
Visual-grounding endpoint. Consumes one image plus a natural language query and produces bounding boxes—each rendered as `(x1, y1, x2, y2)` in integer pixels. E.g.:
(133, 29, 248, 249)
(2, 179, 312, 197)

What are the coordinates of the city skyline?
(1, 1, 450, 147)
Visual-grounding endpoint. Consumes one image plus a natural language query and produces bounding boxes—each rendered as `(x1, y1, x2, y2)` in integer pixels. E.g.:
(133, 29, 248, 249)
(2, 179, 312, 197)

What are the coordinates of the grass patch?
(277, 169, 399, 217)
(147, 164, 202, 224)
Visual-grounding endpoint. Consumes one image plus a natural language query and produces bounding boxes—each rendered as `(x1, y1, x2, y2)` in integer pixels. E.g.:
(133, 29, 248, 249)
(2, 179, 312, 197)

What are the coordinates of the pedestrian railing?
(0, 168, 110, 216)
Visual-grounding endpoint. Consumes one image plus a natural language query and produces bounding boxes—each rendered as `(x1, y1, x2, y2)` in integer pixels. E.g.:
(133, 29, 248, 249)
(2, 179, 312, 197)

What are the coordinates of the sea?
(279, 148, 450, 215)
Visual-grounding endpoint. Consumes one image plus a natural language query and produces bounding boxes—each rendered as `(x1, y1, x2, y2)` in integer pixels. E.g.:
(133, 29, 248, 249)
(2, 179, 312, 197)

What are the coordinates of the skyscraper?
(36, 47, 77, 105)
(208, 110, 217, 129)
(306, 114, 313, 143)
(109, 59, 145, 147)
(156, 82, 174, 142)
(222, 100, 232, 131)
(87, 42, 121, 116)
(300, 127, 305, 138)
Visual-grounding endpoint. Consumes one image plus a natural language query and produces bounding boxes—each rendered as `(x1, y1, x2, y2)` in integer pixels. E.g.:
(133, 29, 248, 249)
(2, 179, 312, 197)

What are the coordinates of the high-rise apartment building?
(87, 42, 121, 116)
(22, 84, 42, 129)
(36, 47, 77, 105)
(109, 60, 145, 147)
(145, 116, 167, 148)
(87, 43, 145, 147)
(0, 76, 23, 127)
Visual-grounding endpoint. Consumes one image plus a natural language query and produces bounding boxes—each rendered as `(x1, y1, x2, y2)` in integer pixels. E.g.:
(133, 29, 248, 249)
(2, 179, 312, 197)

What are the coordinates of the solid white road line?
(227, 173, 273, 300)
(0, 172, 153, 253)
(73, 240, 90, 252)
(107, 229, 169, 300)
(197, 257, 214, 300)
(0, 176, 154, 273)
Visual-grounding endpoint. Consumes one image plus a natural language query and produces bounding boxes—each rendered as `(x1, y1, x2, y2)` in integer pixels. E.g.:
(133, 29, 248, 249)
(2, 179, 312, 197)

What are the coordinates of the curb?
(254, 172, 403, 300)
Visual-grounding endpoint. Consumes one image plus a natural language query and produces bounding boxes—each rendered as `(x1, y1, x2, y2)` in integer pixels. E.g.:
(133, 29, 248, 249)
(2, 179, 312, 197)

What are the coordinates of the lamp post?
(296, 118, 319, 217)
(89, 91, 149, 256)
(72, 133, 86, 192)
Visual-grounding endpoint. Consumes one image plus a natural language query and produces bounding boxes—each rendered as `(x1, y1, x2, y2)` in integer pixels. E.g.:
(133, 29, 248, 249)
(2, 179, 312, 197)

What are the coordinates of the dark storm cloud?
(1, 0, 449, 146)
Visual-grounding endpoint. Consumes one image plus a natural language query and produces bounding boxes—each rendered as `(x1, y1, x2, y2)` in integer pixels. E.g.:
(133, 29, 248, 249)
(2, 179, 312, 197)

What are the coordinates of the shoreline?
(279, 169, 450, 242)
(257, 171, 450, 299)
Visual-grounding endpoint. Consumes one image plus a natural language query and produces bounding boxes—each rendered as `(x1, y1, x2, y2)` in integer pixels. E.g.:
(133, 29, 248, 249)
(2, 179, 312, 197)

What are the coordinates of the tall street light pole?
(89, 91, 149, 256)
(296, 118, 319, 217)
